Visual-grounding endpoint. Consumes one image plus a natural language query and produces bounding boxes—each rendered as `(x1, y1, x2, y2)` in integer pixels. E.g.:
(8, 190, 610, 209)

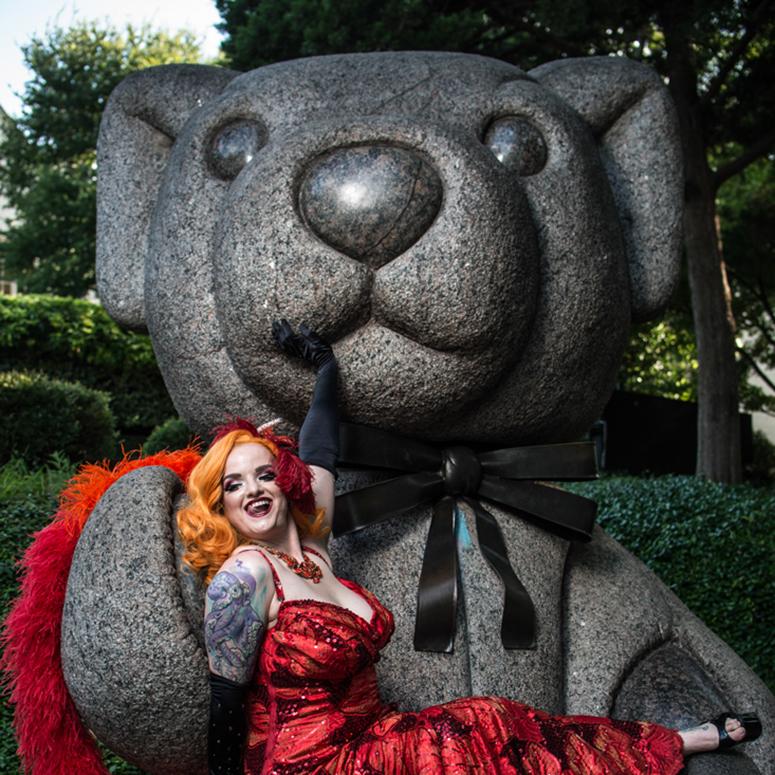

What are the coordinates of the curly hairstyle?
(177, 427, 328, 584)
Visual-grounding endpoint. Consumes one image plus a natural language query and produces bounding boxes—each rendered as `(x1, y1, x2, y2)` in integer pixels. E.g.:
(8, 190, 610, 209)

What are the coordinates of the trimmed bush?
(0, 371, 116, 465)
(567, 475, 775, 692)
(0, 294, 174, 436)
(143, 417, 196, 455)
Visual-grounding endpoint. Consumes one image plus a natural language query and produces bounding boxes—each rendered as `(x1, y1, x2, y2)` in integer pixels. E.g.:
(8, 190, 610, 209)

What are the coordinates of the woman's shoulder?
(218, 545, 274, 584)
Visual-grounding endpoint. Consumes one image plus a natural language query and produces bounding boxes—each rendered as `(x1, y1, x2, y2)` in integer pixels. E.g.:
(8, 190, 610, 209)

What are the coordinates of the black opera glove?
(208, 672, 248, 775)
(272, 319, 339, 474)
(272, 319, 334, 370)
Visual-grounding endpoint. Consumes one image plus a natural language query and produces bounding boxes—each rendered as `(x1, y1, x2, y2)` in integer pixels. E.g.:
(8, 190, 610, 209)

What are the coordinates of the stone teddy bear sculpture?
(60, 53, 774, 774)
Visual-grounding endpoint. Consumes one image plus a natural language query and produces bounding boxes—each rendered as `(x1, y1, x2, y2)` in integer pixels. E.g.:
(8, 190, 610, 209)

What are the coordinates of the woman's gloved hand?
(272, 319, 334, 370)
(272, 319, 339, 474)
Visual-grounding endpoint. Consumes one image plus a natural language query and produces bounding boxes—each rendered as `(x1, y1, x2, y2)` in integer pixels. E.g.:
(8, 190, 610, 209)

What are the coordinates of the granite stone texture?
(61, 467, 208, 775)
(613, 645, 761, 775)
(564, 529, 775, 773)
(299, 144, 443, 266)
(95, 51, 683, 442)
(66, 50, 774, 774)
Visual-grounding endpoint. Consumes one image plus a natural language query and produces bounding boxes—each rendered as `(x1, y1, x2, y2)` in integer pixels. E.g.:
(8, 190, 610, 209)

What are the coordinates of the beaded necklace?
(259, 544, 323, 583)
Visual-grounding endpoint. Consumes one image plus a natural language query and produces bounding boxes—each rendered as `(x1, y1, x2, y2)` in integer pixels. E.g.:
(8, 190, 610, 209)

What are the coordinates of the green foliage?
(0, 456, 147, 773)
(567, 475, 775, 692)
(0, 294, 175, 436)
(0, 150, 97, 296)
(216, 0, 489, 70)
(0, 22, 202, 296)
(618, 309, 698, 401)
(0, 452, 74, 505)
(0, 455, 71, 772)
(0, 371, 116, 465)
(718, 155, 775, 416)
(101, 746, 148, 774)
(0, 454, 76, 613)
(144, 417, 196, 454)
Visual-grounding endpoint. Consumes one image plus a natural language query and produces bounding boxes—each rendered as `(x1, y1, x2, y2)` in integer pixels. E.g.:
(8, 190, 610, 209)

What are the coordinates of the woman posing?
(177, 321, 760, 775)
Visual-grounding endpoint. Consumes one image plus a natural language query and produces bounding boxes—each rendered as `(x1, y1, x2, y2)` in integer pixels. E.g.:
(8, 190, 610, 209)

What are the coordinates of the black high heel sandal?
(710, 712, 762, 749)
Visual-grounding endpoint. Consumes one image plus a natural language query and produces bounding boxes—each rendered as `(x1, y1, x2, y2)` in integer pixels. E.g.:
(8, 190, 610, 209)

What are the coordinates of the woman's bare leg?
(679, 717, 746, 755)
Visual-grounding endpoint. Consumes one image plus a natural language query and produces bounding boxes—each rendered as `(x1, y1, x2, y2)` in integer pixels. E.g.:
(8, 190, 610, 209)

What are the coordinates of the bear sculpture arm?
(205, 554, 272, 775)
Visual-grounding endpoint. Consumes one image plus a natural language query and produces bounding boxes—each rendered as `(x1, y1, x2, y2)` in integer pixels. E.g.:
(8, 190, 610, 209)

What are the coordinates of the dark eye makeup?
(223, 466, 276, 492)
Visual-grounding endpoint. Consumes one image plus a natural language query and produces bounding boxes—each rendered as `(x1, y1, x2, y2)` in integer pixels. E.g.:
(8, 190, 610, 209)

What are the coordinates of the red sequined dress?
(243, 552, 684, 775)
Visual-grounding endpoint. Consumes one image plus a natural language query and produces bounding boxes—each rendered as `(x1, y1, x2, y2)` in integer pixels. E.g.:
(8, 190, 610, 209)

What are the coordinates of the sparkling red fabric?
(243, 579, 684, 775)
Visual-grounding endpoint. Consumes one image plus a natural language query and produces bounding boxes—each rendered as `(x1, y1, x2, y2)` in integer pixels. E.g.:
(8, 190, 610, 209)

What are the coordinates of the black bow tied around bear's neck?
(333, 423, 598, 653)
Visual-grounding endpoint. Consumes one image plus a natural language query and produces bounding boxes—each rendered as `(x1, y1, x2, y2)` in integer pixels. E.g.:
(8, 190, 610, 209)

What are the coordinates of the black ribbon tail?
(462, 497, 536, 649)
(339, 422, 442, 471)
(333, 471, 444, 537)
(479, 442, 598, 481)
(414, 496, 458, 653)
(478, 476, 597, 542)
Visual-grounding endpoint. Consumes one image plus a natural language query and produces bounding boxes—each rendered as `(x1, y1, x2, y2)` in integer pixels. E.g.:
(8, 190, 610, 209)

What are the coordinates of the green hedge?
(0, 456, 145, 774)
(143, 417, 196, 455)
(0, 294, 175, 437)
(0, 371, 116, 465)
(567, 475, 775, 692)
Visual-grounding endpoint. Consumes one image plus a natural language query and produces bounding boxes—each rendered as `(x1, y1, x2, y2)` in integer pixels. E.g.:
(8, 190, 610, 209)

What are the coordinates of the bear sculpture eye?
(484, 116, 547, 176)
(208, 119, 267, 179)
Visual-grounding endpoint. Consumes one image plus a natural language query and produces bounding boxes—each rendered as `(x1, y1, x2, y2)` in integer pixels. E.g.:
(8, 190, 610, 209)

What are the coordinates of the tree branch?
(482, 6, 589, 59)
(756, 275, 775, 327)
(730, 273, 775, 347)
(730, 267, 775, 323)
(702, 0, 774, 105)
(713, 129, 775, 188)
(738, 346, 775, 394)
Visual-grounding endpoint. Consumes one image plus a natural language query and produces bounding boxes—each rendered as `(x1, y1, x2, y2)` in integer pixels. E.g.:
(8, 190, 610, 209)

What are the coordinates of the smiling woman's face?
(221, 442, 290, 542)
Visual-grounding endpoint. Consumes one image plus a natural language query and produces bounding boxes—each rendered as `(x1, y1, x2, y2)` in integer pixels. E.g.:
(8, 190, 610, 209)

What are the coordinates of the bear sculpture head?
(97, 52, 682, 443)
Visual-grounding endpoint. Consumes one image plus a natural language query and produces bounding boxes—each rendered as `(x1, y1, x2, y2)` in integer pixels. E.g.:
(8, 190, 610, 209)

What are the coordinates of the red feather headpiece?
(211, 417, 316, 516)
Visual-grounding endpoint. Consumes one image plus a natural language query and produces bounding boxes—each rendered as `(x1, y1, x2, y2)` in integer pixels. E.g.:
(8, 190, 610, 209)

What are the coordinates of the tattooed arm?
(205, 553, 271, 775)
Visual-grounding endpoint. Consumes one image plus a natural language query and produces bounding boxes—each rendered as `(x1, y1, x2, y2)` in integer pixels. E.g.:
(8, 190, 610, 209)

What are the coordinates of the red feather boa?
(0, 447, 202, 774)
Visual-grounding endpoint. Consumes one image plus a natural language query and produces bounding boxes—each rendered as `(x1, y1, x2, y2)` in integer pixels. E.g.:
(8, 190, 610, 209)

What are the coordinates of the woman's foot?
(678, 711, 762, 755)
(679, 713, 752, 755)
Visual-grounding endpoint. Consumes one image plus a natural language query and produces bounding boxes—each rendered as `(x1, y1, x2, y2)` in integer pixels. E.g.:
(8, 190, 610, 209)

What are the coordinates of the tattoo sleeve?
(204, 568, 266, 684)
(205, 566, 267, 774)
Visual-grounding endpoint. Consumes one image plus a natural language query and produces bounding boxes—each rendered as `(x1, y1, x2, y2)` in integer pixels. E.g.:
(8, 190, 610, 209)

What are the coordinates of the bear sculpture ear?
(96, 64, 238, 331)
(529, 57, 683, 322)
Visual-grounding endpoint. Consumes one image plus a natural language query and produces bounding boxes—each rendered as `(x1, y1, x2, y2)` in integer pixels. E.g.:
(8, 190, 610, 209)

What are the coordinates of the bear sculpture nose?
(299, 145, 442, 268)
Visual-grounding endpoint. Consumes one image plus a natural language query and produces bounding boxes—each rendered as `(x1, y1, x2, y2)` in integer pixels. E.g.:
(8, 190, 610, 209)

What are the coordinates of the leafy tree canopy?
(0, 23, 202, 296)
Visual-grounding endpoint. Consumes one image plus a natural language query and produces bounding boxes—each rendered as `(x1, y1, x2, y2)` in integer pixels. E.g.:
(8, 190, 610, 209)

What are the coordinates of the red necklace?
(260, 545, 323, 583)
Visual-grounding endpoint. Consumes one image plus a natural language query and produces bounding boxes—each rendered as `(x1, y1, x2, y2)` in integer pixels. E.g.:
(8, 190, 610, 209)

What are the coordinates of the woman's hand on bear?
(272, 319, 334, 370)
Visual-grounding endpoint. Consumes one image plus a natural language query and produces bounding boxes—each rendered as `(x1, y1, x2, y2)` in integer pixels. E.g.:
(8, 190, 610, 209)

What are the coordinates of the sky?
(0, 0, 224, 117)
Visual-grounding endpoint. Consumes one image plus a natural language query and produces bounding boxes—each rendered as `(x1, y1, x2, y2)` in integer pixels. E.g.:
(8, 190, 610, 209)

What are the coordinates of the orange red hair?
(177, 427, 327, 584)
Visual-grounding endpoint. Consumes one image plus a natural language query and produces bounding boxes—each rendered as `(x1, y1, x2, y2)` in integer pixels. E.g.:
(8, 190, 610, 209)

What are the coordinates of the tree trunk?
(683, 168, 742, 482)
(663, 13, 743, 483)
